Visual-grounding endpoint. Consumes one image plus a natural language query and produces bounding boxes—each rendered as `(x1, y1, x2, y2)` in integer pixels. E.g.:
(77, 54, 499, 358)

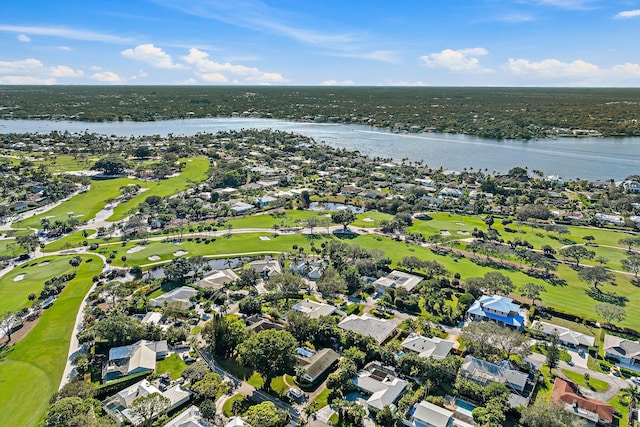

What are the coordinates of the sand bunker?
(13, 274, 25, 282)
(440, 230, 451, 236)
(457, 231, 470, 235)
(173, 250, 189, 256)
(456, 222, 465, 226)
(362, 218, 374, 222)
(259, 236, 271, 241)
(127, 245, 146, 254)
(148, 255, 161, 261)
(38, 261, 50, 266)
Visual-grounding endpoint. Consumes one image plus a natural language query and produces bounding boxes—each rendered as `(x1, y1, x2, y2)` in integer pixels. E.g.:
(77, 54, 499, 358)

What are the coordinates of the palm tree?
(622, 385, 640, 409)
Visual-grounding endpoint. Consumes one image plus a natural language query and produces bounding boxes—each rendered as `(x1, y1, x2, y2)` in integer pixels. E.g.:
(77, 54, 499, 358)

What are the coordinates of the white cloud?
(182, 48, 285, 83)
(0, 58, 44, 74)
(505, 58, 599, 77)
(420, 48, 491, 72)
(504, 57, 640, 84)
(50, 65, 84, 78)
(121, 44, 183, 69)
(0, 75, 55, 84)
(57, 46, 72, 51)
(322, 80, 355, 86)
(90, 71, 125, 83)
(17, 34, 30, 42)
(615, 9, 640, 18)
(525, 0, 596, 10)
(0, 58, 83, 84)
(0, 25, 131, 43)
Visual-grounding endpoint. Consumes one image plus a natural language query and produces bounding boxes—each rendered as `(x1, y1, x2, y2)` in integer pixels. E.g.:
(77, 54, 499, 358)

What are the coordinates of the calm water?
(1, 117, 639, 180)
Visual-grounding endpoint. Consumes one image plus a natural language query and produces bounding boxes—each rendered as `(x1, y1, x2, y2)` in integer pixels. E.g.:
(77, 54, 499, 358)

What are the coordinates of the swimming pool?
(454, 398, 476, 418)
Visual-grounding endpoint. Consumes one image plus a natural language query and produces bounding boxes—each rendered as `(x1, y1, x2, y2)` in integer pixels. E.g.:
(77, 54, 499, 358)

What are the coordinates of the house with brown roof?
(552, 378, 615, 425)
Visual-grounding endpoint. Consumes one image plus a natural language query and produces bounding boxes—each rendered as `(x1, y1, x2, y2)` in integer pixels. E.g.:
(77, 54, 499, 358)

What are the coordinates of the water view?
(1, 117, 639, 180)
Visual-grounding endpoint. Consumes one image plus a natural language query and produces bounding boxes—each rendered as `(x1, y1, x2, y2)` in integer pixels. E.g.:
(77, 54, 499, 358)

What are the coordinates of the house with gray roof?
(531, 321, 595, 349)
(405, 401, 474, 427)
(338, 314, 397, 344)
(163, 405, 212, 427)
(460, 356, 528, 392)
(103, 379, 190, 425)
(402, 334, 455, 359)
(297, 348, 340, 384)
(353, 362, 408, 412)
(103, 340, 168, 381)
(604, 334, 640, 371)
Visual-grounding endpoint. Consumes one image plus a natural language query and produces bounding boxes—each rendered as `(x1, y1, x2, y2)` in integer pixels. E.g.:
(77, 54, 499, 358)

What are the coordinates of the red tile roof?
(551, 378, 615, 423)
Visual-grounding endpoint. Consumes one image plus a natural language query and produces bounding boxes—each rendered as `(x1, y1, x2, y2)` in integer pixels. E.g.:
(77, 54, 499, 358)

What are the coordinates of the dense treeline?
(1, 86, 640, 139)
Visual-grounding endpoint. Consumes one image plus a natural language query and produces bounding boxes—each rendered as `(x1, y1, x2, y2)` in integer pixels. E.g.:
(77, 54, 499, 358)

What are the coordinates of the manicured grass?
(270, 375, 287, 396)
(108, 157, 210, 221)
(17, 177, 141, 228)
(43, 230, 94, 253)
(561, 369, 609, 392)
(608, 392, 629, 427)
(344, 303, 364, 316)
(531, 344, 572, 363)
(352, 211, 394, 228)
(0, 254, 103, 427)
(44, 155, 96, 172)
(222, 394, 255, 417)
(0, 238, 25, 258)
(0, 256, 79, 313)
(310, 387, 331, 409)
(156, 353, 187, 380)
(228, 210, 323, 230)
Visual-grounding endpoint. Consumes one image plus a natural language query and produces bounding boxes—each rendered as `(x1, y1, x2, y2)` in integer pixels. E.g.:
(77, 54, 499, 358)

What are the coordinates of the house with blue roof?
(466, 295, 525, 331)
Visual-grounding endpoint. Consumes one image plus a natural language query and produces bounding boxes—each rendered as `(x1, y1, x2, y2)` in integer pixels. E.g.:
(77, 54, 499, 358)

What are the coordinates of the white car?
(629, 377, 640, 386)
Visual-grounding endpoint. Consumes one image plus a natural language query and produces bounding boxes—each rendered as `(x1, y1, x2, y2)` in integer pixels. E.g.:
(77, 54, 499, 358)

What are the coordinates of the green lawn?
(227, 210, 323, 230)
(43, 230, 95, 253)
(310, 387, 331, 409)
(352, 211, 394, 228)
(156, 353, 187, 380)
(17, 177, 141, 229)
(0, 238, 25, 258)
(0, 256, 79, 313)
(222, 394, 255, 417)
(561, 369, 609, 392)
(608, 392, 630, 427)
(0, 254, 103, 427)
(108, 157, 210, 221)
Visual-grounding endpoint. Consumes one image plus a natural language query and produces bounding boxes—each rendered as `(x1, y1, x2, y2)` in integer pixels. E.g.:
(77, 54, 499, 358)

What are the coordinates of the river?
(1, 117, 639, 180)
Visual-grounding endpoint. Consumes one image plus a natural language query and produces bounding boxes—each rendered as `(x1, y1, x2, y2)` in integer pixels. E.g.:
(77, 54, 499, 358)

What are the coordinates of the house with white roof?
(149, 286, 198, 311)
(374, 270, 423, 293)
(163, 405, 213, 427)
(338, 314, 397, 344)
(402, 334, 455, 359)
(103, 379, 190, 425)
(353, 362, 408, 412)
(291, 299, 337, 319)
(290, 259, 325, 280)
(198, 269, 240, 290)
(531, 321, 595, 349)
(466, 295, 525, 331)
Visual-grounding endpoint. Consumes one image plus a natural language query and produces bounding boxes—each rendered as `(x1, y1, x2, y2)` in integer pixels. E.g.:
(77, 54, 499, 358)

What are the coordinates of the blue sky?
(1, 0, 639, 86)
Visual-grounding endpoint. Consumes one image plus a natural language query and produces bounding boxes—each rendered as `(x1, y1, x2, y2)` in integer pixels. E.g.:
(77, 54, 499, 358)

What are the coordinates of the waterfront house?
(248, 259, 282, 278)
(149, 286, 198, 311)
